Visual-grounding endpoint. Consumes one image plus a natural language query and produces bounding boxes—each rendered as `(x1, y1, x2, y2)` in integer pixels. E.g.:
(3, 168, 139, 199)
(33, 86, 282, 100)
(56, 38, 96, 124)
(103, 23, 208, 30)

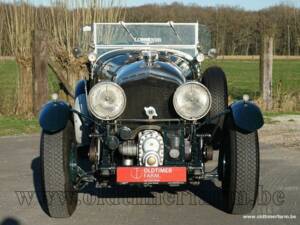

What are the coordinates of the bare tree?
(32, 30, 49, 114)
(0, 5, 4, 56)
(38, 0, 124, 101)
(4, 2, 35, 117)
(2, 2, 300, 58)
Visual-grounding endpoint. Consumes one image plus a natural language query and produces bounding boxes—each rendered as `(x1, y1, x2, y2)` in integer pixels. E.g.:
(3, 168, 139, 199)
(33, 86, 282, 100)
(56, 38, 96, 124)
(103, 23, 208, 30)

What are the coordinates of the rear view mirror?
(208, 48, 218, 58)
(82, 25, 92, 32)
(72, 47, 83, 58)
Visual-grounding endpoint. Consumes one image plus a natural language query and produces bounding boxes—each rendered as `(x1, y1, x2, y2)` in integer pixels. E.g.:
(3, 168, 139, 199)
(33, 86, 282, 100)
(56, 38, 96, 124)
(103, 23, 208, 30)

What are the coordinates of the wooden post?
(260, 35, 273, 111)
(32, 30, 49, 115)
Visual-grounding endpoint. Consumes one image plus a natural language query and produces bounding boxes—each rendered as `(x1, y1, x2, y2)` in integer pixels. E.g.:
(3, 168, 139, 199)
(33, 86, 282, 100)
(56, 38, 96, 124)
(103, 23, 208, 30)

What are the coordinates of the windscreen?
(92, 22, 211, 57)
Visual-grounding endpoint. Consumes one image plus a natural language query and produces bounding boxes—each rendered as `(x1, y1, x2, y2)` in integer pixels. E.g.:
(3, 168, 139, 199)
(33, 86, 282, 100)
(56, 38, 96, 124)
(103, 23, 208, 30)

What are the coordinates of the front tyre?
(40, 122, 78, 218)
(202, 66, 228, 128)
(202, 67, 228, 150)
(220, 118, 260, 214)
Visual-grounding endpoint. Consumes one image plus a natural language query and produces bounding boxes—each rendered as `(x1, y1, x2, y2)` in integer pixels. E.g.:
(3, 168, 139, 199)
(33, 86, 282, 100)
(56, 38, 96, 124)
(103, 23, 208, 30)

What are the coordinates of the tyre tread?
(41, 122, 77, 218)
(202, 66, 228, 127)
(227, 129, 259, 214)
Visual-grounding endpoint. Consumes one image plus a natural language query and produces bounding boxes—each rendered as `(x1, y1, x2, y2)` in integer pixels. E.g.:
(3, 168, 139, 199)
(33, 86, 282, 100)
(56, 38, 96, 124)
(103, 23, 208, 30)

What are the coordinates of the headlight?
(88, 82, 126, 120)
(173, 81, 211, 120)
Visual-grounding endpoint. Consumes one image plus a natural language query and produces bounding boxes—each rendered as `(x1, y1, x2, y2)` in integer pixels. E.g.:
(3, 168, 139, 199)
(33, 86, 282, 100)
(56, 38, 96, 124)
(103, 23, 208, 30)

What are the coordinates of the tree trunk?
(32, 30, 49, 115)
(245, 42, 250, 55)
(260, 35, 273, 111)
(15, 59, 34, 118)
(48, 59, 75, 100)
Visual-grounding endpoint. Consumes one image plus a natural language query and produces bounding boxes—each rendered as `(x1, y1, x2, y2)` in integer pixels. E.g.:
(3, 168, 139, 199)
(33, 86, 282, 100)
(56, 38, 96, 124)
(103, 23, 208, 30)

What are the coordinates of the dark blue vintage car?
(39, 22, 263, 217)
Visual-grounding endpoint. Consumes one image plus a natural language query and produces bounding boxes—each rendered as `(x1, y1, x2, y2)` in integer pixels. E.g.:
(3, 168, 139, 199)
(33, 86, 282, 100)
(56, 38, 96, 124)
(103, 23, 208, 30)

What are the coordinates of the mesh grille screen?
(120, 77, 179, 119)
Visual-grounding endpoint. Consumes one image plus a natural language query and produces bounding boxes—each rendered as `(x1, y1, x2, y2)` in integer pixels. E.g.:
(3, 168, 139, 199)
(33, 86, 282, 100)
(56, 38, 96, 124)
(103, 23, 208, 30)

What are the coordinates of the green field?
(0, 59, 299, 136)
(0, 59, 58, 136)
(203, 59, 300, 99)
(0, 60, 59, 115)
(0, 116, 39, 136)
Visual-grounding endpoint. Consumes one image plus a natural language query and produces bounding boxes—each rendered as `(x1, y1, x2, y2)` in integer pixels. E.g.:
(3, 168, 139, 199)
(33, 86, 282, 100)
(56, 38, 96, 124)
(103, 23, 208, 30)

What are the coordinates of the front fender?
(229, 100, 264, 134)
(75, 79, 86, 98)
(39, 101, 70, 133)
(73, 94, 91, 145)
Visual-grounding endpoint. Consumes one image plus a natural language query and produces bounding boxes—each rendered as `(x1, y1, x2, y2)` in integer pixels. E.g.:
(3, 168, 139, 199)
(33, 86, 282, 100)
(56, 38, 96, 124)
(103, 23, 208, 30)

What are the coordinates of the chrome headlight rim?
(173, 81, 212, 121)
(88, 81, 126, 121)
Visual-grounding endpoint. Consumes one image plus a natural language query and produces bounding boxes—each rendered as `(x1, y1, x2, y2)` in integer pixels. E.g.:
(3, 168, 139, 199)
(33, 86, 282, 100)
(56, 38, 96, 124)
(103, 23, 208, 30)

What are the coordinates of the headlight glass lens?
(88, 82, 126, 120)
(173, 81, 211, 120)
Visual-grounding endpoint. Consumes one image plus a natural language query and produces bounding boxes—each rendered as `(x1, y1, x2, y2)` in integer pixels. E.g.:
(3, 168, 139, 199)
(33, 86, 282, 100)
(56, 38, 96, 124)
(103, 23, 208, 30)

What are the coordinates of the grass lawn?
(0, 60, 18, 115)
(0, 58, 299, 136)
(0, 59, 59, 115)
(0, 59, 57, 135)
(203, 59, 300, 99)
(0, 116, 39, 136)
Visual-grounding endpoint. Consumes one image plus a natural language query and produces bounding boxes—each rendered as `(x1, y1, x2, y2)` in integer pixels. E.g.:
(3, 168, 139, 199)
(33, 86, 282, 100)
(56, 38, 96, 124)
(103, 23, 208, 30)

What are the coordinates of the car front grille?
(120, 76, 179, 120)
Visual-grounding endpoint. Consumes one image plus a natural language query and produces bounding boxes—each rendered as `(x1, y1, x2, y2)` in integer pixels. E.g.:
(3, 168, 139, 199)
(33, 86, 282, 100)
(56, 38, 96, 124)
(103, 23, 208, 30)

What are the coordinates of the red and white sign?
(116, 167, 187, 183)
